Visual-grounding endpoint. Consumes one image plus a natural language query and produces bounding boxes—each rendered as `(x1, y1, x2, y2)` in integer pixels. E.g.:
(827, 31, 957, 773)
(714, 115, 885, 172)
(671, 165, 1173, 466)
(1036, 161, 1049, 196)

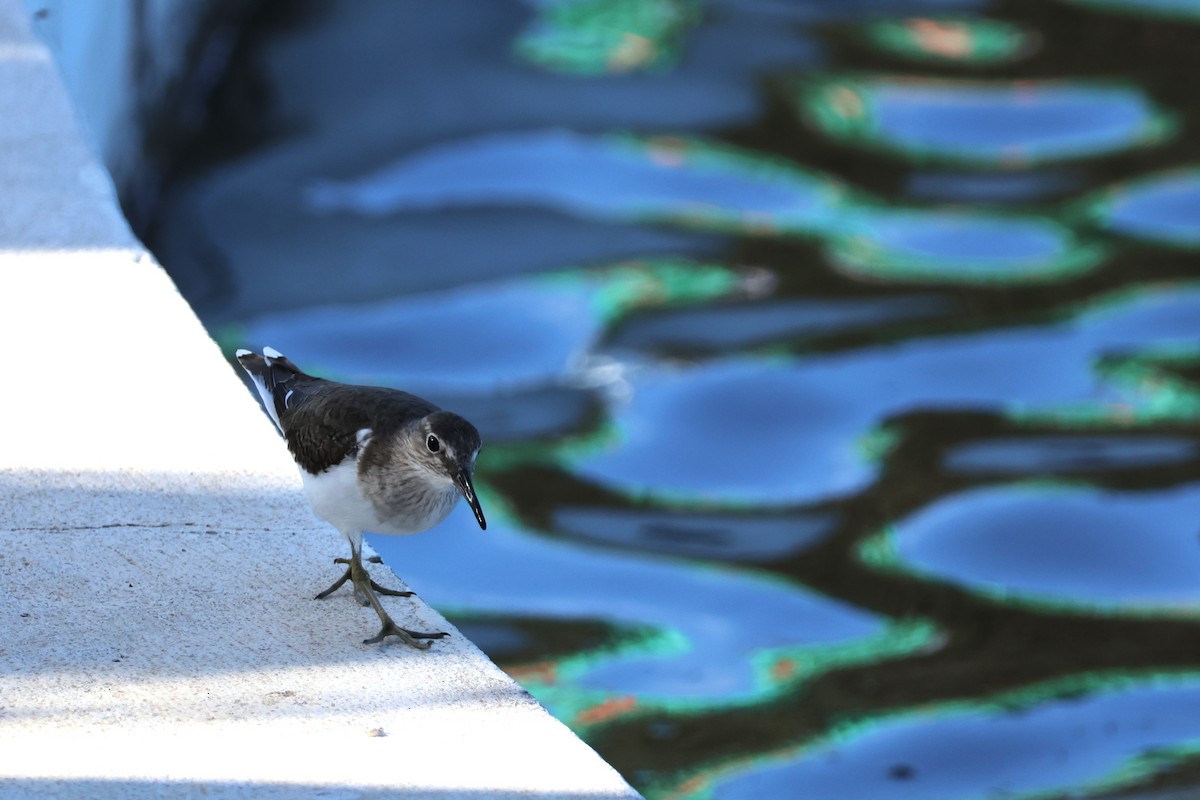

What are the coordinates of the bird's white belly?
(299, 458, 457, 536)
(300, 459, 384, 535)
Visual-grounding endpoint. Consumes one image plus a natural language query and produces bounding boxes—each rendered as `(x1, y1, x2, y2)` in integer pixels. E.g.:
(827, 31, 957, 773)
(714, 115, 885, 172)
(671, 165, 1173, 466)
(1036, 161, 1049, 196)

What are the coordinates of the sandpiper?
(236, 347, 486, 648)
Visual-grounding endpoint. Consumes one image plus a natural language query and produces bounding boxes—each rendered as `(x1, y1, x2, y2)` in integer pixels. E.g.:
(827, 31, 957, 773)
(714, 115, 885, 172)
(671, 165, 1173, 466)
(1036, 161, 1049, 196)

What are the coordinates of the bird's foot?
(364, 618, 449, 649)
(314, 557, 414, 602)
(319, 545, 441, 649)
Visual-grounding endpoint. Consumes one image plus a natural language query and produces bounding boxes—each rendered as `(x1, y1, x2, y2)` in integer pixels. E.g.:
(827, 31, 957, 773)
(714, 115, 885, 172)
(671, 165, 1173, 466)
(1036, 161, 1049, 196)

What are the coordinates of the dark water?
(147, 1, 1200, 797)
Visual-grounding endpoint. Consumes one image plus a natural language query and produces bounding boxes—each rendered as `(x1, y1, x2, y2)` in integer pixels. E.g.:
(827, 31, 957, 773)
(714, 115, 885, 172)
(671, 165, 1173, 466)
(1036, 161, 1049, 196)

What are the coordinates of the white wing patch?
(243, 368, 283, 433)
(356, 428, 373, 449)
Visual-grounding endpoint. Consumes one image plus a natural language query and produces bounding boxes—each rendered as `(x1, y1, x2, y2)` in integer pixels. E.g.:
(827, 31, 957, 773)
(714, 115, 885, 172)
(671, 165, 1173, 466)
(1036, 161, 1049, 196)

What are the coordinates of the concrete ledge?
(0, 4, 639, 797)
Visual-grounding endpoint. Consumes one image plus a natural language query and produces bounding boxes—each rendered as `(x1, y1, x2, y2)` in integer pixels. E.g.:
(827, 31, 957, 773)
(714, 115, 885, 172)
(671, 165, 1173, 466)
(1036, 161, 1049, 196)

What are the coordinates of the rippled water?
(148, 1, 1200, 797)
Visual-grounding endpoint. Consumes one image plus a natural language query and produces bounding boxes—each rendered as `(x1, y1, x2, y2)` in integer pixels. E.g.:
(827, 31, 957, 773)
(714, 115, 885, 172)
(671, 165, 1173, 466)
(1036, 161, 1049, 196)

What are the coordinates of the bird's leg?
(313, 561, 351, 601)
(337, 540, 449, 649)
(314, 554, 414, 602)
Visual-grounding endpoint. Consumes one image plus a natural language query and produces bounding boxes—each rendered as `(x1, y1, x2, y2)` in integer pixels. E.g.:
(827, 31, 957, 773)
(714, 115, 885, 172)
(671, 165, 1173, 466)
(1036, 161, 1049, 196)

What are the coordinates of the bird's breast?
(359, 460, 461, 536)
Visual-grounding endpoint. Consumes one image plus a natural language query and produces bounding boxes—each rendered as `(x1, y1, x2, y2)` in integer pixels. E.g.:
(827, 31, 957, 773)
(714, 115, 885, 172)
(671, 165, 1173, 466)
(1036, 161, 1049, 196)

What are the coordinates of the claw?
(315, 557, 413, 601)
(319, 542, 444, 650)
(363, 620, 449, 648)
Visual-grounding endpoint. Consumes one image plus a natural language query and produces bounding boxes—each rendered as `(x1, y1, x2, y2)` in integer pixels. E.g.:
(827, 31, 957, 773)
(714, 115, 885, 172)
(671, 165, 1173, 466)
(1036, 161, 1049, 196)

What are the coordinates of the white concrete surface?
(0, 3, 641, 798)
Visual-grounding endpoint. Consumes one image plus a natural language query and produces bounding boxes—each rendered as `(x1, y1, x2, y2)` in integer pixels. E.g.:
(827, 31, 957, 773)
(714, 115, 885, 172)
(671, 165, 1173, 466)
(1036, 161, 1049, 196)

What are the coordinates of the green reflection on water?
(1014, 345, 1200, 427)
(791, 76, 1177, 167)
(542, 256, 764, 324)
(1079, 167, 1200, 249)
(659, 670, 1200, 800)
(615, 135, 858, 238)
(861, 17, 1037, 65)
(856, 424, 902, 464)
(515, 0, 699, 75)
(1096, 347, 1200, 419)
(515, 618, 938, 734)
(826, 210, 1107, 285)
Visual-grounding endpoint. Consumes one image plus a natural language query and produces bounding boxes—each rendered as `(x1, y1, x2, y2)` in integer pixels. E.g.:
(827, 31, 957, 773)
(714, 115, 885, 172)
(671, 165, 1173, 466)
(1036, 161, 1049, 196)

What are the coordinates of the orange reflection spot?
(576, 695, 638, 726)
(828, 85, 865, 120)
(608, 32, 655, 72)
(769, 657, 799, 683)
(907, 19, 972, 58)
(669, 774, 711, 799)
(647, 140, 689, 167)
(508, 661, 558, 685)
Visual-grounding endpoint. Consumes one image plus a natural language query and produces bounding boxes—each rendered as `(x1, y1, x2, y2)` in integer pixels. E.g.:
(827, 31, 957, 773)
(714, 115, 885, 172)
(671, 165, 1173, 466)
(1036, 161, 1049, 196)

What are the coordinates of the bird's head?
(410, 411, 486, 530)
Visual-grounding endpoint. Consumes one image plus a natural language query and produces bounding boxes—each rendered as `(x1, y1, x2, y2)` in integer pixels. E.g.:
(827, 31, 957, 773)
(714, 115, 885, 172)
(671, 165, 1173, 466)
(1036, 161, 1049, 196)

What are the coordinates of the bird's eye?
(426, 434, 441, 453)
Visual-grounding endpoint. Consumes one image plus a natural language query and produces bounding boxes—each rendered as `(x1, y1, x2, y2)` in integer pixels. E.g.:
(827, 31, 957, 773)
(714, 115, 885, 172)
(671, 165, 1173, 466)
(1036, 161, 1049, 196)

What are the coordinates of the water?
(147, 1, 1200, 797)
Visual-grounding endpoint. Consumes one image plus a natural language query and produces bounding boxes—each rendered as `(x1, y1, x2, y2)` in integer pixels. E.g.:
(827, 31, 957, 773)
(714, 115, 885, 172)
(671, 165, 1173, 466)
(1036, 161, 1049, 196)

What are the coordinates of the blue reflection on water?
(371, 505, 883, 700)
(576, 286, 1200, 504)
(857, 211, 1066, 261)
(305, 129, 843, 233)
(609, 294, 952, 354)
(906, 169, 1081, 202)
(711, 678, 1200, 799)
(1096, 167, 1200, 247)
(237, 276, 596, 393)
(553, 505, 839, 562)
(945, 435, 1200, 475)
(893, 484, 1200, 606)
(831, 208, 1099, 282)
(852, 80, 1169, 164)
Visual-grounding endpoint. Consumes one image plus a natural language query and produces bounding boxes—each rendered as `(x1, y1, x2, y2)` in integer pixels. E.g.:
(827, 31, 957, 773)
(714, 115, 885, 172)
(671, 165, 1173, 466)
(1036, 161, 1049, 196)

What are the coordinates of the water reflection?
(702, 676, 1200, 800)
(606, 293, 952, 358)
(147, 0, 1200, 796)
(1060, 0, 1200, 20)
(793, 77, 1175, 166)
(576, 286, 1200, 505)
(306, 130, 850, 237)
(828, 207, 1105, 284)
(1088, 167, 1200, 248)
(874, 483, 1200, 609)
(944, 434, 1200, 475)
(553, 504, 839, 562)
(229, 259, 751, 392)
(388, 506, 899, 713)
(857, 17, 1039, 65)
(515, 0, 700, 75)
(905, 167, 1081, 202)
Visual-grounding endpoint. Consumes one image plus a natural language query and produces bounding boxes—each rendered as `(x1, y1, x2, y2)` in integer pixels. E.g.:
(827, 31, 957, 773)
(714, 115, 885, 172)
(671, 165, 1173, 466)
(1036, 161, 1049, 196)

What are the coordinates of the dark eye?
(426, 434, 441, 453)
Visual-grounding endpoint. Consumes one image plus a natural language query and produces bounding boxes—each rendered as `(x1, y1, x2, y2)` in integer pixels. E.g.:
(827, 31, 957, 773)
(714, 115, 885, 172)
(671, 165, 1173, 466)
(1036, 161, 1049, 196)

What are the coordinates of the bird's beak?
(456, 468, 487, 530)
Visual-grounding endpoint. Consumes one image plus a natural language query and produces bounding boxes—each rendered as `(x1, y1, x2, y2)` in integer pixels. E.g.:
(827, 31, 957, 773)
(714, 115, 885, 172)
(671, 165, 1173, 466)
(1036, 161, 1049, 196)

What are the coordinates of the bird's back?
(236, 349, 438, 474)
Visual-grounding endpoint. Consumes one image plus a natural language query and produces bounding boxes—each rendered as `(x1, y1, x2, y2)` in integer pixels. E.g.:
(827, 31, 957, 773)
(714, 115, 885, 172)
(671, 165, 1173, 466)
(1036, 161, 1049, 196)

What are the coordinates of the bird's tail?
(235, 346, 306, 433)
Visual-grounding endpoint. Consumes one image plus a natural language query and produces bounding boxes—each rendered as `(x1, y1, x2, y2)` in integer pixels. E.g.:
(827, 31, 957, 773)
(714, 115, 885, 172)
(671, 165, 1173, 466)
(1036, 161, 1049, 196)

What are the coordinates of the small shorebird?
(236, 347, 486, 648)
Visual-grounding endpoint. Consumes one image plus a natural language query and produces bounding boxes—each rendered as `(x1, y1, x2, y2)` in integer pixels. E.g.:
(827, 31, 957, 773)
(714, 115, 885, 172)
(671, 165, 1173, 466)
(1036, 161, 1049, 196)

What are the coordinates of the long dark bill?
(456, 469, 487, 530)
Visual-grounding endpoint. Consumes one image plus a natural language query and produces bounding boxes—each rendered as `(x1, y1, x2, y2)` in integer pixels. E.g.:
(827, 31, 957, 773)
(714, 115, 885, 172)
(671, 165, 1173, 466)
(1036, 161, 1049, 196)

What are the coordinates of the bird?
(235, 346, 486, 648)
